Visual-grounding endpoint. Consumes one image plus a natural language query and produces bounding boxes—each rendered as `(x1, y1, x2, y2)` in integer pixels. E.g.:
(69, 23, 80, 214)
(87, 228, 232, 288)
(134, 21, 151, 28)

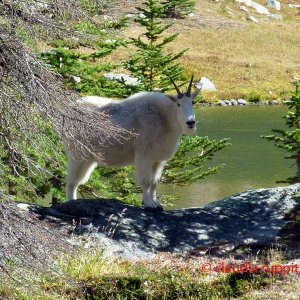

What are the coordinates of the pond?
(159, 105, 294, 209)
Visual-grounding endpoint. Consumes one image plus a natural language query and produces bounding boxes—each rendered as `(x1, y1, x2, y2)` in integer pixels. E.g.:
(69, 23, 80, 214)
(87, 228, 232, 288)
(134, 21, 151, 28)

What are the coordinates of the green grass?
(2, 248, 292, 300)
(110, 0, 300, 102)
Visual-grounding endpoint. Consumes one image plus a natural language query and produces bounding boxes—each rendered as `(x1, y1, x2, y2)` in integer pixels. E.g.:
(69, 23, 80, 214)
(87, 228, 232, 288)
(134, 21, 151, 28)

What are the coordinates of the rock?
(288, 4, 300, 9)
(236, 0, 270, 14)
(17, 203, 31, 211)
(231, 99, 238, 106)
(247, 15, 259, 23)
(104, 73, 140, 86)
(267, 13, 284, 20)
(271, 100, 279, 105)
(188, 13, 195, 17)
(105, 39, 117, 44)
(238, 99, 248, 105)
(267, 0, 281, 10)
(224, 100, 232, 105)
(196, 77, 217, 91)
(282, 100, 292, 105)
(103, 15, 112, 20)
(240, 5, 250, 12)
(50, 184, 300, 258)
(219, 100, 227, 106)
(8, 184, 300, 262)
(69, 75, 81, 83)
(227, 8, 233, 15)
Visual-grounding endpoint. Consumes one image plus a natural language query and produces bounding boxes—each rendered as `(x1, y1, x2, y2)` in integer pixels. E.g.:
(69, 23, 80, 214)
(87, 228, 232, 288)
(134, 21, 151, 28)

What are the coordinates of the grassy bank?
(2, 248, 300, 300)
(112, 0, 300, 101)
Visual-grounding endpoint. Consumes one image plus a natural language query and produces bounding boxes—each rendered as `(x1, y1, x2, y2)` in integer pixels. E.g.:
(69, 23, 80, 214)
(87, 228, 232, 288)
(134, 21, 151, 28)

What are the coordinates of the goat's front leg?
(149, 161, 166, 206)
(135, 156, 163, 211)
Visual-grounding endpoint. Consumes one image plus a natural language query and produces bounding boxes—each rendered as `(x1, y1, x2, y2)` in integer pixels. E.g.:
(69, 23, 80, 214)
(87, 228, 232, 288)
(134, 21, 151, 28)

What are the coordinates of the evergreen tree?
(262, 82, 300, 182)
(123, 0, 186, 91)
(35, 0, 230, 206)
(0, 0, 127, 204)
(162, 0, 195, 18)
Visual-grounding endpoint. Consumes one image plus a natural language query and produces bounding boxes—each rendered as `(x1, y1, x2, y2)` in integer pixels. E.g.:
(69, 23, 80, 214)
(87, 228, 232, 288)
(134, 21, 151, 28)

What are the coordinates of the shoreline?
(199, 99, 288, 107)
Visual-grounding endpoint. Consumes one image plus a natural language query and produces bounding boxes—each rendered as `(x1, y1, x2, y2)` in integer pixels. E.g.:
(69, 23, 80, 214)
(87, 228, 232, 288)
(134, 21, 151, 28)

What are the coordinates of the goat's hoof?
(144, 206, 164, 213)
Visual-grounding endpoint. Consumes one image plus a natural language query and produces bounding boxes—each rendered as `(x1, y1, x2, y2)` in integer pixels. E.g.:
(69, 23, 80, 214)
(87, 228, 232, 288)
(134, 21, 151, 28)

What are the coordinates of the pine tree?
(162, 0, 195, 18)
(123, 0, 186, 91)
(262, 82, 300, 182)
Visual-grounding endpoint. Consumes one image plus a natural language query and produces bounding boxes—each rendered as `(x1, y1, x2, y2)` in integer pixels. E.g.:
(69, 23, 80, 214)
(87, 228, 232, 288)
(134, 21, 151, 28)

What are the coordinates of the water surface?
(159, 105, 294, 209)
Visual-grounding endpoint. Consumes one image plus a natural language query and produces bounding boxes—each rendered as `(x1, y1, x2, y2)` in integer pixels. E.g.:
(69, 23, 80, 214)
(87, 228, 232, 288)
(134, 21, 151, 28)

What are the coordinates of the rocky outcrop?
(18, 184, 298, 260)
(236, 0, 270, 15)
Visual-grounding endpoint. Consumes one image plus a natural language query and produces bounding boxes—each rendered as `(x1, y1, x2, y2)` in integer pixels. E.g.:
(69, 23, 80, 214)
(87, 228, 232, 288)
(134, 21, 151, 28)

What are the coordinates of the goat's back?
(74, 93, 180, 165)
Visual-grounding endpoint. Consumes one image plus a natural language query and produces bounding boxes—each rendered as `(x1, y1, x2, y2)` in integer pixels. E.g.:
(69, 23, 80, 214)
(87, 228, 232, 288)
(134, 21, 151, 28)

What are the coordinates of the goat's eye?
(177, 103, 181, 107)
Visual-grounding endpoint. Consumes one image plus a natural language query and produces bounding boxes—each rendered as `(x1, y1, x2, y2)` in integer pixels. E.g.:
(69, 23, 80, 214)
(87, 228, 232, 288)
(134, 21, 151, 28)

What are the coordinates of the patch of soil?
(108, 0, 243, 30)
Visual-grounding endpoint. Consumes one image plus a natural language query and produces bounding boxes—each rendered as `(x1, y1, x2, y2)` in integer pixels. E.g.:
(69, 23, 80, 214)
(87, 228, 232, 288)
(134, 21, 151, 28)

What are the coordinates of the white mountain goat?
(66, 76, 201, 211)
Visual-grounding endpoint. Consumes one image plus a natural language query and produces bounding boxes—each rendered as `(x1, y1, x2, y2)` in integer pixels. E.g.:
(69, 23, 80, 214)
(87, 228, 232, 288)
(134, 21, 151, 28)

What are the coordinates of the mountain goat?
(66, 76, 201, 211)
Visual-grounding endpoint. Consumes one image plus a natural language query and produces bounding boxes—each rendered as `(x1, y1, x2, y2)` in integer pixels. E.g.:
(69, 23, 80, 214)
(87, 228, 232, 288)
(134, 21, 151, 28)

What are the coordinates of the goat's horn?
(186, 74, 194, 97)
(170, 78, 183, 98)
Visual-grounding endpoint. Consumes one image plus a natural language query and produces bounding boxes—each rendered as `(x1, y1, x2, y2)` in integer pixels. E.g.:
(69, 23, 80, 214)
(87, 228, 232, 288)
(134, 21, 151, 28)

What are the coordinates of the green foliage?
(40, 16, 134, 98)
(0, 119, 66, 204)
(261, 82, 300, 182)
(163, 136, 231, 184)
(9, 250, 274, 300)
(123, 0, 186, 91)
(78, 0, 114, 17)
(162, 0, 195, 18)
(245, 91, 263, 103)
(40, 43, 138, 98)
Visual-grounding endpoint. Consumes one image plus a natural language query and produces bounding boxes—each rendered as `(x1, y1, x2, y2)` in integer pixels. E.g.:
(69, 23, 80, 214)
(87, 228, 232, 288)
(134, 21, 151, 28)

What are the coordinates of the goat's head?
(168, 75, 201, 135)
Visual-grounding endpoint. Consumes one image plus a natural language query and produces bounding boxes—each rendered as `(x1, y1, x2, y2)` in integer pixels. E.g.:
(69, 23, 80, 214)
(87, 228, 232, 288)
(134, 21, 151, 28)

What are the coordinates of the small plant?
(245, 91, 263, 103)
(261, 82, 300, 182)
(123, 0, 186, 91)
(162, 0, 195, 18)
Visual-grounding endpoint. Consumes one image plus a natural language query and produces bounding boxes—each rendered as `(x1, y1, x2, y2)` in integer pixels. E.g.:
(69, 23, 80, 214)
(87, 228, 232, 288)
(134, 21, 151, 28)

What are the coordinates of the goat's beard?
(183, 126, 197, 136)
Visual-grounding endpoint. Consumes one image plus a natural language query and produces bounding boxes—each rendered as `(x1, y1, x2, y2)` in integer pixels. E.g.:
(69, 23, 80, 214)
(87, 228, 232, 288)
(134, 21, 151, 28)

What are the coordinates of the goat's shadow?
(37, 185, 300, 255)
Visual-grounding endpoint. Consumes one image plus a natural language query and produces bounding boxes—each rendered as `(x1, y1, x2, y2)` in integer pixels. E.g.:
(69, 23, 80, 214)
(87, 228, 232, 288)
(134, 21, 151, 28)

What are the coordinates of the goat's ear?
(167, 95, 178, 103)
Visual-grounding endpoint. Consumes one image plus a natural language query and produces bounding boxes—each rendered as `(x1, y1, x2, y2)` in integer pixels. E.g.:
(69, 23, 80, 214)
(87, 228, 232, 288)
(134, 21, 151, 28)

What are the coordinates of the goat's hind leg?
(66, 157, 97, 201)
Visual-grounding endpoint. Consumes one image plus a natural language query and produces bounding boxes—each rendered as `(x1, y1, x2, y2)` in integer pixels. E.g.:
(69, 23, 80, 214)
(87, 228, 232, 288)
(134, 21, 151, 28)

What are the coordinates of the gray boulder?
(238, 99, 248, 105)
(247, 15, 259, 23)
(219, 100, 227, 106)
(196, 77, 217, 91)
(104, 73, 140, 86)
(240, 5, 250, 12)
(267, 0, 281, 10)
(271, 100, 279, 105)
(231, 99, 238, 106)
(224, 100, 232, 106)
(267, 14, 284, 20)
(47, 185, 300, 259)
(236, 0, 270, 14)
(288, 4, 300, 8)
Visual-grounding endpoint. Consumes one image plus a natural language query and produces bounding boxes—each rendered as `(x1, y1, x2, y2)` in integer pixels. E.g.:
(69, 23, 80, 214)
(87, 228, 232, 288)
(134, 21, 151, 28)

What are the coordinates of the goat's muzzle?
(186, 120, 196, 128)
